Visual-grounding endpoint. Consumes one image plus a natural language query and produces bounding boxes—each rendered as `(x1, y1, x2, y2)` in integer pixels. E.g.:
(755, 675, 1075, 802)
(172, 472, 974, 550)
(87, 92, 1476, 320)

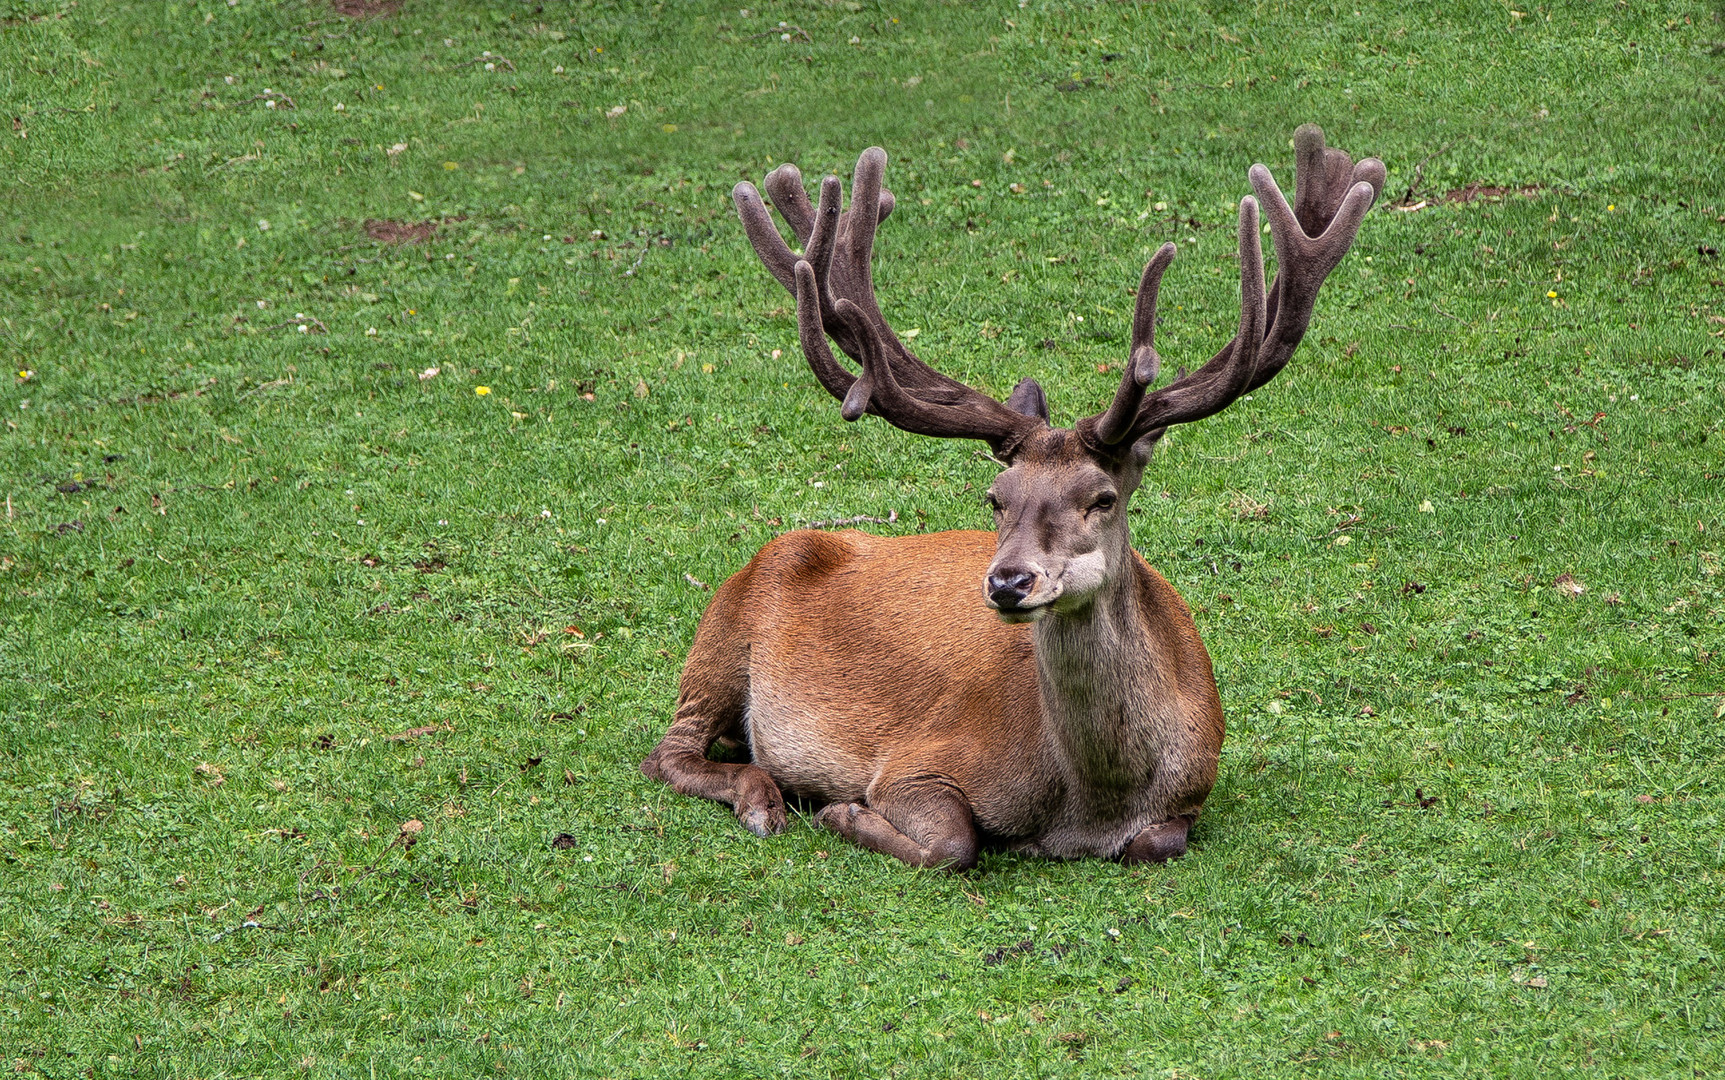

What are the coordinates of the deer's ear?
(1005, 378, 1049, 423)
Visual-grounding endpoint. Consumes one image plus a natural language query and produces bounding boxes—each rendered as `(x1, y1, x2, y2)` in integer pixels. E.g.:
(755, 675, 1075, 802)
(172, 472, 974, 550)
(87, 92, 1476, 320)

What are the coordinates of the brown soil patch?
(364, 219, 439, 244)
(1442, 183, 1543, 205)
(331, 0, 402, 16)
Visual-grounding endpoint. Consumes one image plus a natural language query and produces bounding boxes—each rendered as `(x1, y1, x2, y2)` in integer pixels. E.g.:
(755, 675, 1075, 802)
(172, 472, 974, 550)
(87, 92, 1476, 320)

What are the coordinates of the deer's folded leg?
(641, 656, 786, 837)
(642, 724, 787, 837)
(815, 782, 978, 871)
(1119, 814, 1196, 864)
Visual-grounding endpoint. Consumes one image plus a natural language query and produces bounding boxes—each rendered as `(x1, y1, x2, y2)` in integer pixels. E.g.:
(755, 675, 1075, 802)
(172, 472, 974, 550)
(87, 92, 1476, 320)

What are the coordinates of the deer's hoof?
(738, 801, 787, 838)
(1121, 815, 1194, 864)
(813, 802, 861, 838)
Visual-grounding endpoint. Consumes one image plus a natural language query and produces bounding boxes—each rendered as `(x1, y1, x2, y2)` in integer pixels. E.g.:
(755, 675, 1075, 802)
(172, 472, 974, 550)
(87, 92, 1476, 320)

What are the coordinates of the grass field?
(3, 0, 1724, 1075)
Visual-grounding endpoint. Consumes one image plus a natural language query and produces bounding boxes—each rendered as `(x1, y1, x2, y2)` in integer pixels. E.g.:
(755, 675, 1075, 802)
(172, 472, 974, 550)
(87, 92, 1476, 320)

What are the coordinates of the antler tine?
(843, 148, 885, 301)
(809, 147, 923, 387)
(1291, 126, 1349, 236)
(1241, 147, 1380, 393)
(1145, 198, 1265, 433)
(876, 188, 896, 223)
(1290, 124, 1385, 234)
(793, 260, 862, 406)
(733, 180, 800, 295)
(764, 163, 817, 245)
(830, 153, 981, 405)
(1080, 198, 1266, 450)
(735, 146, 1047, 453)
(803, 173, 852, 360)
(737, 161, 895, 363)
(834, 298, 1038, 451)
(1079, 126, 1379, 451)
(1091, 242, 1176, 445)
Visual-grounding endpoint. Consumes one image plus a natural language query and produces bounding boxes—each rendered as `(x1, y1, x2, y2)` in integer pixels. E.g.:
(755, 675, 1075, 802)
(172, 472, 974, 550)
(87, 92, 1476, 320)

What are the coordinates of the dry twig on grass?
(796, 511, 900, 531)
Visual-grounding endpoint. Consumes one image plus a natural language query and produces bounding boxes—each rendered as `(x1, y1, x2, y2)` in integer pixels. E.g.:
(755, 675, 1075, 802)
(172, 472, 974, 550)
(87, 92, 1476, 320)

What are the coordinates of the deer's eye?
(985, 493, 1003, 513)
(1089, 493, 1117, 514)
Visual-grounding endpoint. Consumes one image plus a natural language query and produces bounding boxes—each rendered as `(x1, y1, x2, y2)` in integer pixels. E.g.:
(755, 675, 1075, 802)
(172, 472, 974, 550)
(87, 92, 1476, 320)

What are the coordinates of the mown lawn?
(3, 1, 1723, 1076)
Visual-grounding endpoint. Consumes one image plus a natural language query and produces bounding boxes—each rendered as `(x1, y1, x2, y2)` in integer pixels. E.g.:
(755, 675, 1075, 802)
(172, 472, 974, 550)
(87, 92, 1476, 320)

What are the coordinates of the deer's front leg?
(1119, 815, 1195, 864)
(814, 781, 978, 871)
(641, 674, 787, 838)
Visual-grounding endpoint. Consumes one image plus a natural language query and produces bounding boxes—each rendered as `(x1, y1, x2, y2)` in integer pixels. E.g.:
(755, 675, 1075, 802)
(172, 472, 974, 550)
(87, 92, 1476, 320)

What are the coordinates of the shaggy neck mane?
(1030, 535, 1170, 817)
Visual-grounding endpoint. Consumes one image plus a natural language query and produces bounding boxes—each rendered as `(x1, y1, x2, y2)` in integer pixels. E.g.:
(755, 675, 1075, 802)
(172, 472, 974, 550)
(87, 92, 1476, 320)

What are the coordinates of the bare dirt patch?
(364, 219, 440, 244)
(331, 0, 402, 17)
(1442, 183, 1544, 205)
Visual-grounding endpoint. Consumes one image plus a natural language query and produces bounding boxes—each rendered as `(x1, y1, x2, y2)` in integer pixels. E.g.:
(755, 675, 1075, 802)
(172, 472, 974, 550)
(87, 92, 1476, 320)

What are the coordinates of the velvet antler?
(734, 149, 1044, 456)
(734, 127, 1382, 460)
(1078, 125, 1384, 452)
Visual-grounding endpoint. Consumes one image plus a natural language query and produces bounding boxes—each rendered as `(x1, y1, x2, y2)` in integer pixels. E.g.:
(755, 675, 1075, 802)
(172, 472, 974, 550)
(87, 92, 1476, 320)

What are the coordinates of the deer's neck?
(1031, 554, 1169, 814)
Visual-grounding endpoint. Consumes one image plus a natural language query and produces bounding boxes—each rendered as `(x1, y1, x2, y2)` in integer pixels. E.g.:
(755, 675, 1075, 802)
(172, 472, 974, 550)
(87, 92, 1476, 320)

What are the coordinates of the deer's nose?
(986, 568, 1037, 608)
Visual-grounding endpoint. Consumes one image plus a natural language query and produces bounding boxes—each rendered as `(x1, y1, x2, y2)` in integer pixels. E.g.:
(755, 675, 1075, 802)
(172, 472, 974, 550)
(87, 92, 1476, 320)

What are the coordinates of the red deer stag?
(642, 126, 1384, 869)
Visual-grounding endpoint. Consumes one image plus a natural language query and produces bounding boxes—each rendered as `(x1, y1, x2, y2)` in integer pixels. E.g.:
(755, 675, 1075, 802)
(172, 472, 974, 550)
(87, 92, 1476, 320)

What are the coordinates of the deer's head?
(978, 426, 1144, 622)
(734, 127, 1384, 624)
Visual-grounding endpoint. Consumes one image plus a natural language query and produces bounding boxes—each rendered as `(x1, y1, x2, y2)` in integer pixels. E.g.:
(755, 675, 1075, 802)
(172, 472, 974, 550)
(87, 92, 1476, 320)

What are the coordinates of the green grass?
(3, 0, 1724, 1075)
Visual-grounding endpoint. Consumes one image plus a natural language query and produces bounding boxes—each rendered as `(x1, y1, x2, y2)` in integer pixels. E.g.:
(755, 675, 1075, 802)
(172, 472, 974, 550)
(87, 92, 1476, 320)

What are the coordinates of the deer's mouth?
(989, 598, 1052, 624)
